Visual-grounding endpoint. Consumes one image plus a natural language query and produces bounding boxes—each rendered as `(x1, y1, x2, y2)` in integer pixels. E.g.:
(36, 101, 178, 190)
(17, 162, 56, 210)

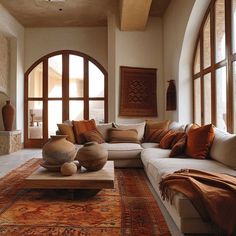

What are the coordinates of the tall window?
(25, 50, 108, 148)
(193, 0, 236, 133)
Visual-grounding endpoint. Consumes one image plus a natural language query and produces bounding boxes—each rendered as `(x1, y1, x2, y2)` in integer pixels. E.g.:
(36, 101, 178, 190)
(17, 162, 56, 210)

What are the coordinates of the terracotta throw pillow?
(57, 123, 76, 144)
(169, 136, 187, 157)
(144, 120, 170, 141)
(73, 119, 97, 144)
(185, 124, 215, 159)
(108, 128, 139, 143)
(145, 129, 170, 143)
(83, 130, 105, 144)
(159, 131, 176, 149)
(171, 132, 186, 148)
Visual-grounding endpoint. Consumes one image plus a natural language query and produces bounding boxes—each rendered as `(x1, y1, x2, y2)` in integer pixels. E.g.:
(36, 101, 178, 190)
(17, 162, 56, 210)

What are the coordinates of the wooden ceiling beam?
(120, 0, 152, 31)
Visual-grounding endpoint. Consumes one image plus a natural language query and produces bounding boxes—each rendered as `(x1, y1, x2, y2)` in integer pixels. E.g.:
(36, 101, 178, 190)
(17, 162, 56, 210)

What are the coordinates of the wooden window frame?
(24, 50, 108, 148)
(192, 0, 236, 133)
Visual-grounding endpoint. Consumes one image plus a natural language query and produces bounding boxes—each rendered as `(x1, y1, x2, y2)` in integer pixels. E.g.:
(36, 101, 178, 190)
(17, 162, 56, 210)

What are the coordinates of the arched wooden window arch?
(192, 0, 236, 133)
(24, 50, 108, 148)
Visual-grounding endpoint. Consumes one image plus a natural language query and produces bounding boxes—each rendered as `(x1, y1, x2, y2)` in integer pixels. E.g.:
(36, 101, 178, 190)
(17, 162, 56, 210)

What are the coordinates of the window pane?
(204, 73, 211, 124)
(232, 0, 236, 53)
(194, 78, 201, 125)
(216, 67, 227, 131)
(215, 0, 226, 63)
(233, 62, 236, 133)
(89, 101, 104, 124)
(203, 15, 211, 69)
(48, 55, 62, 98)
(28, 101, 43, 139)
(48, 101, 62, 137)
(69, 55, 84, 97)
(89, 61, 104, 97)
(28, 63, 43, 98)
(69, 101, 84, 120)
(194, 42, 201, 74)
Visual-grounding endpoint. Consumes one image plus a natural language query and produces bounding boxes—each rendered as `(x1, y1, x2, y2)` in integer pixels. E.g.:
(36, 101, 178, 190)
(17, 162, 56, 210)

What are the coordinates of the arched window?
(24, 50, 108, 148)
(192, 0, 236, 133)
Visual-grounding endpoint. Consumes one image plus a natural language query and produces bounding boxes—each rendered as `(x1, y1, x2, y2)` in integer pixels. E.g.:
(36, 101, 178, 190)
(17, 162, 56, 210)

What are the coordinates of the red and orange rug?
(0, 159, 170, 235)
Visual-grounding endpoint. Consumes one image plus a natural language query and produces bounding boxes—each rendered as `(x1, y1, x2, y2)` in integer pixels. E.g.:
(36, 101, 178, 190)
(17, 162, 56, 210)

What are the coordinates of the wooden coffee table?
(25, 161, 114, 190)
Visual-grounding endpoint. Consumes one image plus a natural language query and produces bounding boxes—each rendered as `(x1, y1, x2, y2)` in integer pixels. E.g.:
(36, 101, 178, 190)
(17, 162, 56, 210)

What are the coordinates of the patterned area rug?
(0, 159, 170, 235)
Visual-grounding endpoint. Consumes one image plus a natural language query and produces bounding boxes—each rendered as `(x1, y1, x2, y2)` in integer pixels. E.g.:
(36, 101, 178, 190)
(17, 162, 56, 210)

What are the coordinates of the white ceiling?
(0, 0, 170, 28)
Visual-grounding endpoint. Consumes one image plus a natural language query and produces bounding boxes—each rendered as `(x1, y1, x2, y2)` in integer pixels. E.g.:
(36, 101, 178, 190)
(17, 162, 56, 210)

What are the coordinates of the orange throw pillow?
(146, 129, 170, 143)
(159, 131, 176, 149)
(144, 120, 170, 141)
(73, 119, 97, 144)
(57, 123, 76, 144)
(185, 124, 215, 159)
(83, 130, 105, 144)
(171, 132, 186, 148)
(169, 136, 187, 157)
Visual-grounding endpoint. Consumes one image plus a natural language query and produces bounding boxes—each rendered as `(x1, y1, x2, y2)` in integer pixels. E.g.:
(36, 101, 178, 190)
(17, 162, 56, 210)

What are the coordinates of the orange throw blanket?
(159, 169, 236, 235)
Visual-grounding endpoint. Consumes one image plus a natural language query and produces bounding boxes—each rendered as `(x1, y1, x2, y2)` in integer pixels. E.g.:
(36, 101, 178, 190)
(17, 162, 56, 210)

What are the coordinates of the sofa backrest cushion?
(108, 128, 139, 143)
(185, 124, 215, 159)
(168, 121, 185, 132)
(73, 119, 97, 144)
(96, 123, 113, 142)
(113, 122, 145, 141)
(210, 128, 236, 169)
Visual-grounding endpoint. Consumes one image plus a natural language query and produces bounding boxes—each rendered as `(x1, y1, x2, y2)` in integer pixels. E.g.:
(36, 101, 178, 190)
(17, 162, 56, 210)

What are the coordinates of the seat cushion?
(141, 142, 159, 149)
(141, 148, 171, 168)
(101, 143, 143, 160)
(144, 157, 236, 218)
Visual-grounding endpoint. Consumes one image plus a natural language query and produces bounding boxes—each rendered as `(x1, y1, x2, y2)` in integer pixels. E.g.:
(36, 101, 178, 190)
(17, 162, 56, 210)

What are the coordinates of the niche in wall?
(0, 32, 10, 94)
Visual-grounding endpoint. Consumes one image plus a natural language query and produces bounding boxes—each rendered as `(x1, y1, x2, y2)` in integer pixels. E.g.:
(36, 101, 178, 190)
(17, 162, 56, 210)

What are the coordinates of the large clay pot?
(2, 100, 15, 131)
(42, 135, 77, 166)
(77, 142, 108, 171)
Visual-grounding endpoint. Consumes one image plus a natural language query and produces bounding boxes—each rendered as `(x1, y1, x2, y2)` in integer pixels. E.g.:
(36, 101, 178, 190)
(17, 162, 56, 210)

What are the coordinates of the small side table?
(0, 130, 22, 155)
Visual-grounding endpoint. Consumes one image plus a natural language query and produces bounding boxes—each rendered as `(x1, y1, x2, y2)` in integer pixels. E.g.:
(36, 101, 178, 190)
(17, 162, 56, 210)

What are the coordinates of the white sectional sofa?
(61, 121, 236, 234)
(99, 123, 236, 234)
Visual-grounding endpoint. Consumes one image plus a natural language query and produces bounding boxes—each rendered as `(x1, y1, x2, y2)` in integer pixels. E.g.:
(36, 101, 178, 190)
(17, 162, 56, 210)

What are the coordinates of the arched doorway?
(24, 50, 108, 148)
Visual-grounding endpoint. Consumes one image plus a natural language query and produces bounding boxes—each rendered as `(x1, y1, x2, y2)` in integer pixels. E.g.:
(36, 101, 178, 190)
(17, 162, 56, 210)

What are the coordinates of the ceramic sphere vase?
(42, 135, 77, 167)
(77, 142, 108, 171)
(2, 100, 15, 131)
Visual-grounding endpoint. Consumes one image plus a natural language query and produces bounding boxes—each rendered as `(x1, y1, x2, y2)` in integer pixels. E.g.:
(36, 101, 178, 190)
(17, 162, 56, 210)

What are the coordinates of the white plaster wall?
(0, 4, 24, 133)
(114, 17, 164, 124)
(163, 0, 195, 122)
(24, 27, 108, 71)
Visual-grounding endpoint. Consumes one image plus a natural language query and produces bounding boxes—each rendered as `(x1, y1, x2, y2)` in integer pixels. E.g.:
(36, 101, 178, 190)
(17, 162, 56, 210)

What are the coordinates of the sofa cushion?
(141, 148, 171, 168)
(185, 124, 215, 159)
(144, 120, 170, 141)
(108, 128, 139, 143)
(83, 130, 105, 144)
(168, 121, 185, 132)
(210, 128, 236, 170)
(113, 122, 145, 141)
(101, 143, 143, 160)
(57, 123, 75, 143)
(141, 142, 159, 149)
(73, 119, 97, 144)
(96, 123, 113, 142)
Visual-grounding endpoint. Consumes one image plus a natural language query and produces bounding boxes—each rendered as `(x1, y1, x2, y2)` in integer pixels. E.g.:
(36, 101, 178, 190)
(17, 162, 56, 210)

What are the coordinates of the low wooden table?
(25, 161, 115, 190)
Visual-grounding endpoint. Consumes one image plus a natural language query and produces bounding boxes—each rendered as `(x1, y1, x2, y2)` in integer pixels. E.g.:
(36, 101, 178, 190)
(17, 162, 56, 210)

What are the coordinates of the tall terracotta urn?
(2, 100, 15, 131)
(76, 142, 108, 171)
(42, 135, 77, 167)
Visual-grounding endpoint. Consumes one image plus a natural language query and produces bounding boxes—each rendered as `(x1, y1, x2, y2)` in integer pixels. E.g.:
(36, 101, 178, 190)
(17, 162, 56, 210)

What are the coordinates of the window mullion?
(84, 58, 89, 119)
(62, 53, 69, 121)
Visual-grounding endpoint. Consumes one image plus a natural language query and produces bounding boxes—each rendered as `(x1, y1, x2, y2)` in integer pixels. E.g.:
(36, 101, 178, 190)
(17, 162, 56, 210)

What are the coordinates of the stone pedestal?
(0, 130, 22, 155)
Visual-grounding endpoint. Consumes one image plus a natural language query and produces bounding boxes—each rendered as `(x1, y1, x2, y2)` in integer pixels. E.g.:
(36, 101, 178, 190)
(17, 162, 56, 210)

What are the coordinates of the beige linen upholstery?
(210, 128, 236, 169)
(114, 122, 145, 141)
(96, 123, 113, 142)
(168, 121, 185, 132)
(141, 142, 159, 149)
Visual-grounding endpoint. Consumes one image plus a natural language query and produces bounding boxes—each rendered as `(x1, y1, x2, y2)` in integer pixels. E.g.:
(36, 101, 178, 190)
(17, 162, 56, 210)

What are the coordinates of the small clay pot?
(61, 162, 77, 176)
(42, 135, 77, 167)
(76, 142, 108, 171)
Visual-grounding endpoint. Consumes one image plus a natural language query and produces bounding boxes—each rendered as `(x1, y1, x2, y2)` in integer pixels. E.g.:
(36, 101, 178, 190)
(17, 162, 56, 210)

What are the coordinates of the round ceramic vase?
(42, 135, 77, 166)
(76, 142, 108, 171)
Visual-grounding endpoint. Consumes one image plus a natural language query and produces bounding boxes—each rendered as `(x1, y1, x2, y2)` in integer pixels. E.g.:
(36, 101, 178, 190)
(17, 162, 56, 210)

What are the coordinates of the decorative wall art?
(0, 33, 9, 94)
(119, 66, 157, 117)
(166, 80, 176, 111)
